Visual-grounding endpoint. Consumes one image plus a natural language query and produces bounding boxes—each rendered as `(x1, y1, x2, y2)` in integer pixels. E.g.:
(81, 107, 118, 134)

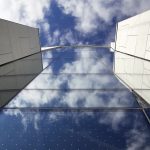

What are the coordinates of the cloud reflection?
(7, 47, 137, 108)
(3, 47, 147, 149)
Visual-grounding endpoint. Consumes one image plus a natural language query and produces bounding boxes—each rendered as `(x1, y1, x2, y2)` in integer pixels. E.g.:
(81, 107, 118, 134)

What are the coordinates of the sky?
(0, 0, 150, 46)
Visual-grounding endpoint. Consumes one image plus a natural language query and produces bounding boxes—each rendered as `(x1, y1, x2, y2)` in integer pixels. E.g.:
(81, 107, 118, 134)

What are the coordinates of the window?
(0, 46, 150, 149)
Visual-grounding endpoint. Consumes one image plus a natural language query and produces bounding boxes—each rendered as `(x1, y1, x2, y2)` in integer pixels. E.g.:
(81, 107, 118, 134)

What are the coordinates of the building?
(114, 10, 150, 105)
(0, 11, 150, 149)
(0, 19, 40, 65)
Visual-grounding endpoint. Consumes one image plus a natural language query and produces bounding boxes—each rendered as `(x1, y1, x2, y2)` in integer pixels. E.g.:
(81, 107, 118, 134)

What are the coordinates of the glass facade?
(0, 46, 150, 149)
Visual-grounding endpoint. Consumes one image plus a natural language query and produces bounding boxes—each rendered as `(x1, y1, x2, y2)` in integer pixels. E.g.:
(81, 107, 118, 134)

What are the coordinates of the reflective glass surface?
(24, 74, 125, 89)
(4, 47, 140, 108)
(0, 110, 150, 150)
(7, 90, 138, 108)
(0, 46, 150, 149)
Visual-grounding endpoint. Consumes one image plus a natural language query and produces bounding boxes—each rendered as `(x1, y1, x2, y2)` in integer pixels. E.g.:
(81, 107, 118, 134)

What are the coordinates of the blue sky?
(0, 0, 150, 46)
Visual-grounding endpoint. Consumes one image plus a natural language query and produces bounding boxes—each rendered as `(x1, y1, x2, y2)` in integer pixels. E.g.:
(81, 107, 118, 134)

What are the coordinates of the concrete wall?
(0, 19, 41, 65)
(115, 10, 150, 105)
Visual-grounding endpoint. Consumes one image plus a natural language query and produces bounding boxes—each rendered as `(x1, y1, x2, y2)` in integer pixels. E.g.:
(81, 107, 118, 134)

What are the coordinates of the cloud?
(60, 48, 112, 73)
(45, 29, 78, 46)
(57, 0, 112, 33)
(99, 111, 126, 130)
(0, 0, 51, 26)
(56, 0, 150, 34)
(4, 108, 42, 130)
(126, 129, 149, 150)
(0, 1, 78, 46)
(1, 0, 150, 46)
(126, 117, 150, 150)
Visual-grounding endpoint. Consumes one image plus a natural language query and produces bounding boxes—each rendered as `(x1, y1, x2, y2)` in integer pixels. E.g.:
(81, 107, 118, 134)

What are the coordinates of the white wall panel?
(116, 10, 150, 60)
(115, 10, 150, 105)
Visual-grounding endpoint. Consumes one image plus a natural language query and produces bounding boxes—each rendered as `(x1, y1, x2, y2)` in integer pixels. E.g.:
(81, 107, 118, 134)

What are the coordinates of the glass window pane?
(24, 74, 125, 90)
(6, 89, 139, 108)
(0, 110, 149, 149)
(42, 57, 113, 74)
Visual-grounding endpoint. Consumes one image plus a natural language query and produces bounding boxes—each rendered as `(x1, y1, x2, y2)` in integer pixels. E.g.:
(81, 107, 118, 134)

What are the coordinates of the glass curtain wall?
(0, 46, 150, 150)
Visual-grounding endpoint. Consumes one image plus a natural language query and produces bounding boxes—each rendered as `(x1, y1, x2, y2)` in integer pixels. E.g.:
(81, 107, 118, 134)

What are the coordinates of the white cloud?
(57, 0, 111, 33)
(99, 111, 126, 130)
(45, 29, 78, 46)
(126, 119, 150, 150)
(60, 48, 112, 73)
(0, 0, 78, 46)
(59, 30, 77, 45)
(0, 0, 51, 27)
(1, 0, 150, 45)
(57, 0, 150, 34)
(126, 129, 149, 150)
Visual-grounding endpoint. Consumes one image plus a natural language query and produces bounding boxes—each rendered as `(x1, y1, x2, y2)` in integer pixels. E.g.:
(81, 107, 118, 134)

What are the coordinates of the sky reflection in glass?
(0, 110, 150, 150)
(1, 47, 150, 150)
(7, 47, 139, 108)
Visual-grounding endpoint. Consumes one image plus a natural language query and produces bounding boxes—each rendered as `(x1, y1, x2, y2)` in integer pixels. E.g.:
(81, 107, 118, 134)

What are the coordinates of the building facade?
(0, 19, 40, 65)
(114, 10, 150, 105)
(0, 11, 150, 149)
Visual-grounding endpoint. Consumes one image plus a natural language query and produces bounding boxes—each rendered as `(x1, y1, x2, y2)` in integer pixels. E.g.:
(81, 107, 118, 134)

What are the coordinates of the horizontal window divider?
(0, 72, 115, 77)
(1, 107, 142, 112)
(115, 50, 150, 62)
(0, 88, 138, 91)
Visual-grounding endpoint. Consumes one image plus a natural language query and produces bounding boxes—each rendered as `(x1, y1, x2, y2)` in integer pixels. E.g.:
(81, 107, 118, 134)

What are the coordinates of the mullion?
(2, 107, 143, 112)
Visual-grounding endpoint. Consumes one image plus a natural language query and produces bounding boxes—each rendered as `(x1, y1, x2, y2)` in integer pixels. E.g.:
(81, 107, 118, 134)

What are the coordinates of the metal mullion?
(0, 72, 116, 77)
(2, 107, 142, 112)
(0, 88, 134, 91)
(115, 50, 150, 62)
